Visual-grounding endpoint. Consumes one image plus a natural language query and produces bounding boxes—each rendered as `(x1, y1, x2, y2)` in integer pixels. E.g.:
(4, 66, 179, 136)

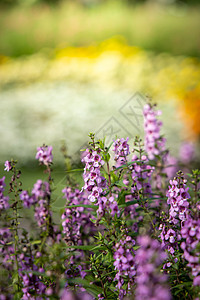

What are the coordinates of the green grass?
(0, 1, 200, 57)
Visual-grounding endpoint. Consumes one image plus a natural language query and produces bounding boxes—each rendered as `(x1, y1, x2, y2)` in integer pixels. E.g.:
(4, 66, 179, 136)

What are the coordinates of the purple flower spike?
(113, 234, 136, 299)
(81, 147, 119, 217)
(36, 145, 53, 166)
(135, 236, 171, 300)
(181, 217, 200, 284)
(143, 104, 166, 160)
(179, 142, 195, 164)
(61, 187, 95, 245)
(20, 190, 34, 208)
(113, 137, 130, 167)
(0, 177, 9, 211)
(166, 177, 190, 224)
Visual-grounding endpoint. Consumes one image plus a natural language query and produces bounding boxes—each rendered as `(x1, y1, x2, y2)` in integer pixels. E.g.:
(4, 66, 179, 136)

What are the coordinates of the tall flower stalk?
(7, 160, 23, 295)
(135, 236, 171, 300)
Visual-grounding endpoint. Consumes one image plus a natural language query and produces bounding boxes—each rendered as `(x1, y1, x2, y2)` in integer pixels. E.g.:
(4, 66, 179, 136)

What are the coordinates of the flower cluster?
(61, 187, 94, 245)
(163, 154, 178, 180)
(129, 154, 154, 199)
(0, 177, 9, 211)
(82, 148, 106, 200)
(4, 161, 12, 172)
(181, 217, 200, 286)
(159, 222, 181, 257)
(113, 235, 136, 299)
(97, 195, 120, 218)
(179, 142, 195, 164)
(18, 253, 46, 299)
(166, 177, 190, 224)
(143, 104, 166, 160)
(20, 190, 34, 208)
(120, 154, 154, 232)
(36, 145, 53, 166)
(20, 180, 51, 227)
(82, 148, 119, 217)
(0, 228, 14, 269)
(33, 182, 51, 228)
(113, 138, 130, 167)
(60, 288, 93, 300)
(135, 236, 171, 300)
(64, 264, 87, 287)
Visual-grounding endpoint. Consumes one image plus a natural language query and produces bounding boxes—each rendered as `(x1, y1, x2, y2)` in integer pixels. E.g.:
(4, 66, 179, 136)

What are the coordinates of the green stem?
(106, 161, 112, 197)
(13, 169, 20, 291)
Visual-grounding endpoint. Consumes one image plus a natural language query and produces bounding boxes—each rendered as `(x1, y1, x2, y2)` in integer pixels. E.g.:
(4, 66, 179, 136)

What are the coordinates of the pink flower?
(4, 161, 12, 172)
(36, 145, 53, 166)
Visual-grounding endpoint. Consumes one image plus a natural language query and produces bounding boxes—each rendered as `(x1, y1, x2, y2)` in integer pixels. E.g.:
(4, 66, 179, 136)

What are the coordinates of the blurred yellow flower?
(0, 37, 200, 139)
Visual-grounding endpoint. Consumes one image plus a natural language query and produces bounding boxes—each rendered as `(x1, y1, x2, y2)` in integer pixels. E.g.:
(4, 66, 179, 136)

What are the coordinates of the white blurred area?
(0, 81, 184, 164)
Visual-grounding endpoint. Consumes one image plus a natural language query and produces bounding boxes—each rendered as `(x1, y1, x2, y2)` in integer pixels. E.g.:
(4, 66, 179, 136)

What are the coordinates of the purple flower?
(0, 228, 14, 269)
(166, 177, 190, 224)
(60, 290, 76, 300)
(97, 295, 105, 300)
(20, 180, 51, 229)
(143, 104, 166, 160)
(36, 145, 53, 166)
(0, 177, 9, 211)
(113, 235, 136, 299)
(18, 252, 46, 299)
(0, 177, 6, 191)
(20, 180, 51, 228)
(135, 236, 171, 300)
(179, 142, 195, 164)
(82, 149, 106, 204)
(45, 288, 53, 296)
(181, 217, 200, 284)
(20, 190, 34, 208)
(34, 200, 49, 227)
(60, 289, 93, 300)
(193, 275, 200, 286)
(163, 154, 178, 179)
(0, 195, 9, 211)
(82, 147, 119, 218)
(4, 161, 12, 172)
(113, 138, 130, 167)
(159, 223, 180, 257)
(129, 154, 154, 199)
(61, 187, 95, 245)
(32, 180, 50, 201)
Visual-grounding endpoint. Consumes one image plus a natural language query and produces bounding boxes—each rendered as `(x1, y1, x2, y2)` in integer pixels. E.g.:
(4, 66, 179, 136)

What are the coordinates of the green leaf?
(119, 200, 138, 208)
(65, 204, 97, 209)
(90, 217, 97, 223)
(68, 277, 103, 297)
(114, 180, 127, 187)
(133, 245, 140, 250)
(104, 152, 111, 162)
(65, 168, 84, 173)
(63, 244, 102, 251)
(106, 141, 114, 152)
(30, 240, 41, 245)
(52, 206, 65, 212)
(117, 190, 130, 205)
(12, 272, 19, 284)
(114, 160, 138, 170)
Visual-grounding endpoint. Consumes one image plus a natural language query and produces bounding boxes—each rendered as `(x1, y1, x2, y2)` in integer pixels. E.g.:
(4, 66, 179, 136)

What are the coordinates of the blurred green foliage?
(0, 0, 200, 57)
(0, 0, 200, 7)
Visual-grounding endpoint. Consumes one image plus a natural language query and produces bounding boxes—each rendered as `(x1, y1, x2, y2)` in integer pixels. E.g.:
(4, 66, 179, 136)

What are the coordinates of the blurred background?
(0, 0, 200, 199)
